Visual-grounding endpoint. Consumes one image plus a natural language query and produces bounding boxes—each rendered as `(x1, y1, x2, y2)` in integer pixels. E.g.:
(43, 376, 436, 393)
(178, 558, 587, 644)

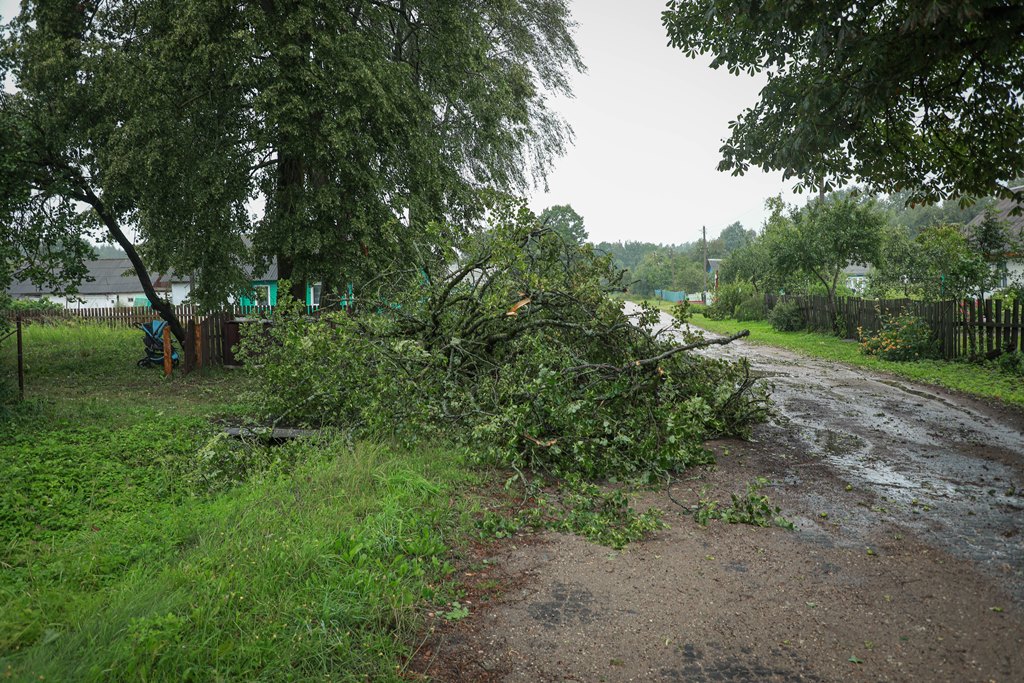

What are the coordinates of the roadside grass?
(679, 310, 1024, 408)
(0, 323, 476, 681)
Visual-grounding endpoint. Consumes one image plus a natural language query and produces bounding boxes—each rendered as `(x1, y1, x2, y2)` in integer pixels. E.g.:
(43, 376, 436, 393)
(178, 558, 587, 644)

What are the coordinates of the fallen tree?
(240, 197, 768, 480)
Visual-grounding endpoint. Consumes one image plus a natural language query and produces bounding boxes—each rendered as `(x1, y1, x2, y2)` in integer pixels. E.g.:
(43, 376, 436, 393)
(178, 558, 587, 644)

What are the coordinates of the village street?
(417, 315, 1024, 682)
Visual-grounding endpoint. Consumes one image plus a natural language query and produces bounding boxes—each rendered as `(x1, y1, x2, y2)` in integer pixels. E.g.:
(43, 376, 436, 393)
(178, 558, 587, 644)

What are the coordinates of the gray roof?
(11, 255, 282, 297)
(843, 263, 870, 277)
(8, 258, 166, 297)
(165, 260, 277, 283)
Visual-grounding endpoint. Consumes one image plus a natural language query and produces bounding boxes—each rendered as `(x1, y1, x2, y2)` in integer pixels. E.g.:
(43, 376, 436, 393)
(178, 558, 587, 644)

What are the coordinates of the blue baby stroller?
(138, 320, 179, 368)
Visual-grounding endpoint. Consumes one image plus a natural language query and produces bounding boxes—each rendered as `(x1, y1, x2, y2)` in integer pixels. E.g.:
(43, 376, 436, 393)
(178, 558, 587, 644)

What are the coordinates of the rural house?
(965, 190, 1024, 290)
(8, 258, 330, 311)
(6, 258, 168, 309)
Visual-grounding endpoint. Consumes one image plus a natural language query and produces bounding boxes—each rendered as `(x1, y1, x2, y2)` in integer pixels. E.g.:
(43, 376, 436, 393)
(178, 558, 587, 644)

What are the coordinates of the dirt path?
(416, 318, 1024, 682)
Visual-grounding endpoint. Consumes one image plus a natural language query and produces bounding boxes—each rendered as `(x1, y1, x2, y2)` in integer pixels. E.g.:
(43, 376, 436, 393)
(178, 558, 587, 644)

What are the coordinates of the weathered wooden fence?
(956, 297, 1022, 359)
(765, 294, 1022, 360)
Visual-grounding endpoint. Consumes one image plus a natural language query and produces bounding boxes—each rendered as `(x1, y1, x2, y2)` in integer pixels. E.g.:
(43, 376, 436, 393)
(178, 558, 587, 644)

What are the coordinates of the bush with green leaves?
(240, 197, 769, 481)
(734, 295, 767, 322)
(996, 351, 1024, 377)
(859, 314, 938, 362)
(706, 282, 756, 320)
(768, 299, 805, 332)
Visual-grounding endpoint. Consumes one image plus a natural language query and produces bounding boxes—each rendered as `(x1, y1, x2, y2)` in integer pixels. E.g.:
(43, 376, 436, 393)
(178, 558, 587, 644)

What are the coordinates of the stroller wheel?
(137, 358, 152, 368)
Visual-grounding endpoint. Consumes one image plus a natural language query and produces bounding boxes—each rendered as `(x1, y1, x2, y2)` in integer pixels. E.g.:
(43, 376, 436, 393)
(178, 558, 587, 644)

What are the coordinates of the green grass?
(0, 323, 475, 681)
(686, 311, 1024, 407)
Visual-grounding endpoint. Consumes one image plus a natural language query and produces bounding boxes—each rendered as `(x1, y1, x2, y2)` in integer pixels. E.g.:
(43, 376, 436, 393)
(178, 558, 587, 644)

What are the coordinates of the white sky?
(527, 0, 797, 244)
(1, 0, 798, 245)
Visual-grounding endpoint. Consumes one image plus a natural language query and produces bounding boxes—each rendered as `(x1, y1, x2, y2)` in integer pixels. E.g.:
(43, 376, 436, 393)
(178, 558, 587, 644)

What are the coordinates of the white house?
(965, 190, 1024, 291)
(843, 263, 871, 293)
(7, 258, 169, 309)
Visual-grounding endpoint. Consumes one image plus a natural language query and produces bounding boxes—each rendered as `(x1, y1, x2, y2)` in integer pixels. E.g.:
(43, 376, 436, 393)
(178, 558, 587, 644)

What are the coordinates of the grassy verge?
(685, 311, 1024, 408)
(1, 323, 474, 681)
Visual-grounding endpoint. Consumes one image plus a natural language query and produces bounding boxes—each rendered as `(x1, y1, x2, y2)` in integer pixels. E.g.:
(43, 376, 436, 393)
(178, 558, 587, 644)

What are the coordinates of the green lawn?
(678, 310, 1024, 408)
(0, 323, 475, 681)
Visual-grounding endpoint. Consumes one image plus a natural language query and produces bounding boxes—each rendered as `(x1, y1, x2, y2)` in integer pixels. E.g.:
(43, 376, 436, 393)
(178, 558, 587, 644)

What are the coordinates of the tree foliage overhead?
(0, 0, 583, 340)
(663, 1, 1024, 205)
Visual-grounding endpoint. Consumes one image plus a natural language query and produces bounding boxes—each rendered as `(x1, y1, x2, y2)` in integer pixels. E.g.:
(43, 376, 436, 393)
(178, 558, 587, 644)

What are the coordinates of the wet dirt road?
(416, 320, 1024, 682)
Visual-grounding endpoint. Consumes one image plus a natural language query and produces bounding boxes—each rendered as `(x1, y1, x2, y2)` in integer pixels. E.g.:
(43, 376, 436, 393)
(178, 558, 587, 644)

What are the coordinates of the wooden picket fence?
(765, 294, 1023, 359)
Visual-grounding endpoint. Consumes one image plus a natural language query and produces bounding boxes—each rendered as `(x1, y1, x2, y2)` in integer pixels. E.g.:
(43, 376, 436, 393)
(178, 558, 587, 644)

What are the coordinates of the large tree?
(1, 0, 583, 341)
(765, 195, 885, 321)
(717, 221, 754, 254)
(663, 1, 1024, 205)
(539, 204, 587, 244)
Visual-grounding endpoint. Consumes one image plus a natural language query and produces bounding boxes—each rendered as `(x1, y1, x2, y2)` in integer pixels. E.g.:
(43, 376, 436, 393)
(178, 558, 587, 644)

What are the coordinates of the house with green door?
(170, 261, 350, 310)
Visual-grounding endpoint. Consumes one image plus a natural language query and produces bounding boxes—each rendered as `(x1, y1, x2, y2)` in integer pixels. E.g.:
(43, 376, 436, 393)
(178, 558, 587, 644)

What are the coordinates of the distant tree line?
(717, 189, 1020, 317)
(595, 222, 755, 297)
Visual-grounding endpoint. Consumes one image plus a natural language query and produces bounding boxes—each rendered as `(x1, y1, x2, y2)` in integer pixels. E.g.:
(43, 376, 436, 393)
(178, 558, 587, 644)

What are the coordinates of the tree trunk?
(276, 252, 308, 304)
(83, 188, 186, 344)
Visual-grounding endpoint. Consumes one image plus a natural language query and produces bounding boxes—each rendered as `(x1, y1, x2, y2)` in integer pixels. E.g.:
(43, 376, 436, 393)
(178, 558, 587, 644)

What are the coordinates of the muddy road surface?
(416, 319, 1024, 682)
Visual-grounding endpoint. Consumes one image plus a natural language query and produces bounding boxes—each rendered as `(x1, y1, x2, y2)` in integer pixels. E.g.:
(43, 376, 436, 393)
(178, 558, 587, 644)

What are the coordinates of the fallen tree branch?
(566, 330, 750, 375)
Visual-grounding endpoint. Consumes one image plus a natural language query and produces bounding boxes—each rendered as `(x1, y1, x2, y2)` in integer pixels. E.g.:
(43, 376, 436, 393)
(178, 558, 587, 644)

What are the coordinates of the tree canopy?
(869, 225, 993, 301)
(539, 204, 588, 244)
(763, 195, 885, 316)
(663, 1, 1024, 205)
(1, 0, 583, 340)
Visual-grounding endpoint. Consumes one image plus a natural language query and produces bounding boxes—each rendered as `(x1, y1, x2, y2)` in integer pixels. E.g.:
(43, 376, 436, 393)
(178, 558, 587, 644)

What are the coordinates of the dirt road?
(417, 320, 1024, 682)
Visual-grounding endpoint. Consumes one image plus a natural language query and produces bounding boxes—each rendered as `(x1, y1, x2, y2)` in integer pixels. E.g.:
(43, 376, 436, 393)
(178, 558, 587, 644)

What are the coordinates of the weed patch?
(477, 479, 666, 549)
(0, 324, 475, 681)
(695, 478, 795, 530)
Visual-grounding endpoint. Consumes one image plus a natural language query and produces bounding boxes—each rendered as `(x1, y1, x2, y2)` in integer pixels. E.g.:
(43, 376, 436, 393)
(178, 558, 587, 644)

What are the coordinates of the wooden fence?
(3, 303, 280, 327)
(765, 294, 1022, 360)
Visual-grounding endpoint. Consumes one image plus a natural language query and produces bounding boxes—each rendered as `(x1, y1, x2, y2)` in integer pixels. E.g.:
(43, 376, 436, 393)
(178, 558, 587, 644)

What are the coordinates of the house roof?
(164, 260, 277, 283)
(8, 258, 168, 297)
(964, 187, 1024, 255)
(843, 263, 870, 277)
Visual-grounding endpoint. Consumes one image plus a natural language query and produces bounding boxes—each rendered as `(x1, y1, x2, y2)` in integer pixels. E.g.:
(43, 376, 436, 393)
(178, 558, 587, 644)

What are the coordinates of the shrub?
(705, 282, 756, 320)
(859, 314, 938, 361)
(768, 299, 805, 332)
(996, 351, 1024, 377)
(734, 295, 767, 322)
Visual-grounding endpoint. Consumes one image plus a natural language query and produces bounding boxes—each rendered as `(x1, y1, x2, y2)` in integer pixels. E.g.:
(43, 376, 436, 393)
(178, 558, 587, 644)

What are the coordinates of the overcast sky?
(0, 0, 798, 245)
(528, 0, 798, 245)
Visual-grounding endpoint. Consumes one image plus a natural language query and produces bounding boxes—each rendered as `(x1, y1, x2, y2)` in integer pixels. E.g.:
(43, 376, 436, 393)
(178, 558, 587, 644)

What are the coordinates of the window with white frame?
(252, 284, 271, 307)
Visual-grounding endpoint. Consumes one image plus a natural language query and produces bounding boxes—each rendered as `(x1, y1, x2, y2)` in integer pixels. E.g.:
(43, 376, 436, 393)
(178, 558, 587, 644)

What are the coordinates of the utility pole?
(702, 225, 708, 305)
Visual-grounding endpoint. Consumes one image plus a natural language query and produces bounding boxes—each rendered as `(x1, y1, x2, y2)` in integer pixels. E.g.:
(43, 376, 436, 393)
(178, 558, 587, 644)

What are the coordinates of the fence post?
(195, 322, 204, 370)
(16, 315, 24, 401)
(163, 324, 173, 377)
